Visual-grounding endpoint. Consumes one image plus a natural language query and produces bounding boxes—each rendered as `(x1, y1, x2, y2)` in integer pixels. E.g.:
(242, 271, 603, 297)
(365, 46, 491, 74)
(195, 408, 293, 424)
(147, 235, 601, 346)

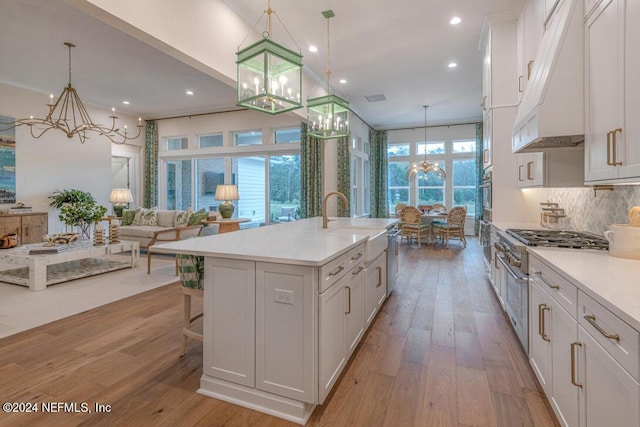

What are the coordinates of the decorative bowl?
(42, 233, 79, 246)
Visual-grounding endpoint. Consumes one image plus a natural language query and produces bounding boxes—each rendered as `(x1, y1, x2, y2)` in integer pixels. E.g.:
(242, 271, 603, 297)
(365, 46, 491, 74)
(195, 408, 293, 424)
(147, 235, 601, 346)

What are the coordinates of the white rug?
(0, 254, 178, 339)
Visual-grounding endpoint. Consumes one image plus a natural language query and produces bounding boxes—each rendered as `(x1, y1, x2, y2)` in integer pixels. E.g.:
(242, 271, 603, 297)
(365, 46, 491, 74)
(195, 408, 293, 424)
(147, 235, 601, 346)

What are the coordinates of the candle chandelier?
(236, 1, 303, 115)
(4, 42, 143, 144)
(307, 10, 350, 139)
(408, 105, 446, 179)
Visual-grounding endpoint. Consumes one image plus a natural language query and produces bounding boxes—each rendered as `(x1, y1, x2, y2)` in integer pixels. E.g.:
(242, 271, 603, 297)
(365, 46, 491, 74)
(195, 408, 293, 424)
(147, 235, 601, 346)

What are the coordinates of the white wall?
(0, 82, 143, 233)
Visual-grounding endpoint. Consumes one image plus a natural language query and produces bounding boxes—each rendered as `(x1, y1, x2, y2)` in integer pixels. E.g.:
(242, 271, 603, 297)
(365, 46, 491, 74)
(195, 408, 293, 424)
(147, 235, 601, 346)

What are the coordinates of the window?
(195, 158, 225, 212)
(233, 130, 262, 146)
(452, 140, 476, 153)
(269, 155, 300, 222)
(166, 160, 192, 210)
(387, 144, 410, 156)
(199, 133, 223, 148)
(417, 142, 445, 155)
(388, 162, 410, 215)
(453, 159, 477, 215)
(274, 128, 300, 143)
(350, 136, 370, 217)
(231, 156, 266, 227)
(417, 162, 445, 205)
(167, 137, 188, 150)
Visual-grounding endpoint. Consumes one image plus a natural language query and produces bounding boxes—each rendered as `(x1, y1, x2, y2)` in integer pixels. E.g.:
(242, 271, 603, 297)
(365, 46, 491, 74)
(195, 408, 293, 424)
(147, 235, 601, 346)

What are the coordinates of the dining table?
(419, 211, 448, 244)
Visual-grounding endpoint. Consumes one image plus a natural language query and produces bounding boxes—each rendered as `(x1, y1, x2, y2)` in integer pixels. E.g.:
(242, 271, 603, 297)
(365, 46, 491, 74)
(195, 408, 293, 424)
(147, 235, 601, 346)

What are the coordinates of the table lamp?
(214, 185, 239, 219)
(109, 188, 133, 218)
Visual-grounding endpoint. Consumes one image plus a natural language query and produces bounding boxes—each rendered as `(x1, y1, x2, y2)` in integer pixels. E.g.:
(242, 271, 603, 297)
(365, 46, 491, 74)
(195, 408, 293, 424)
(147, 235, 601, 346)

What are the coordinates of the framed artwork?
(0, 115, 16, 204)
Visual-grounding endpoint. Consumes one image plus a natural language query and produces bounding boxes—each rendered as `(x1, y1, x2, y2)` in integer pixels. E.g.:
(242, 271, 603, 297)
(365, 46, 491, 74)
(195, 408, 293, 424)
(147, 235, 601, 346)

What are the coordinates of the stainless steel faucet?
(322, 191, 348, 228)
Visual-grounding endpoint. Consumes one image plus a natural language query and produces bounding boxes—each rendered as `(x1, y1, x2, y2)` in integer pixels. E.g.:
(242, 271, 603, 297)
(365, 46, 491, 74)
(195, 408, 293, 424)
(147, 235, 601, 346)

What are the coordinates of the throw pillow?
(132, 207, 158, 226)
(121, 209, 137, 226)
(188, 209, 208, 226)
(175, 208, 193, 227)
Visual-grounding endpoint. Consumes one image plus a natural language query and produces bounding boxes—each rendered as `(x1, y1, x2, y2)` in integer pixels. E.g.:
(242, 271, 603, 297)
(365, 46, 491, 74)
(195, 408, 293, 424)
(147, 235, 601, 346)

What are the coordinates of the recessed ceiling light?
(122, 100, 130, 105)
(339, 79, 347, 84)
(186, 90, 194, 95)
(448, 62, 458, 68)
(450, 16, 461, 25)
(309, 45, 318, 53)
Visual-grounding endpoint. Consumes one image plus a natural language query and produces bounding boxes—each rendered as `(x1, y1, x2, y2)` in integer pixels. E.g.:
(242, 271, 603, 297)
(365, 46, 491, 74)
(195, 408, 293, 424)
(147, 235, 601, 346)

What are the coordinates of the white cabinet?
(492, 247, 506, 307)
(365, 252, 387, 326)
(483, 110, 493, 169)
(255, 262, 316, 402)
(529, 252, 640, 427)
(585, 0, 640, 183)
(516, 148, 584, 187)
(516, 0, 544, 104)
(319, 259, 365, 403)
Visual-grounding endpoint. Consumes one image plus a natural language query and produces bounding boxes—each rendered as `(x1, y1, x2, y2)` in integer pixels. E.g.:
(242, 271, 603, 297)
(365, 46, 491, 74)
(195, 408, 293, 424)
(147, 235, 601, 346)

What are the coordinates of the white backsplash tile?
(548, 186, 640, 235)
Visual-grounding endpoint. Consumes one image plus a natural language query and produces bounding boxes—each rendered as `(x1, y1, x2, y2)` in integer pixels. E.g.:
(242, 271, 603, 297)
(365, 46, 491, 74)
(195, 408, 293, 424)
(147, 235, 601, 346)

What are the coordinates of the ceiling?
(0, 0, 521, 131)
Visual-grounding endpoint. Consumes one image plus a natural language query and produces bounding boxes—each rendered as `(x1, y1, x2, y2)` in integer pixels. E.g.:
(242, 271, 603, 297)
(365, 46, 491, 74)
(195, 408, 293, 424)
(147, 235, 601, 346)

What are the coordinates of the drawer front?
(319, 253, 348, 293)
(578, 291, 639, 380)
(346, 245, 365, 269)
(529, 255, 578, 319)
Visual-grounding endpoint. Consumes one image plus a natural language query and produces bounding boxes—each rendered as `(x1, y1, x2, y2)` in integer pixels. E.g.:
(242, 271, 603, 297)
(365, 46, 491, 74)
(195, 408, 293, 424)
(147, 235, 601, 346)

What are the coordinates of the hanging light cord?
(237, 1, 301, 52)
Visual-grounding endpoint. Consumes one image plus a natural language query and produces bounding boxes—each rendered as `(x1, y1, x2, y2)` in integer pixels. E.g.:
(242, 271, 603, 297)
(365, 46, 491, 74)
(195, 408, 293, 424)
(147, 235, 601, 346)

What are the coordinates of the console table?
(202, 218, 250, 233)
(0, 240, 139, 291)
(0, 212, 48, 244)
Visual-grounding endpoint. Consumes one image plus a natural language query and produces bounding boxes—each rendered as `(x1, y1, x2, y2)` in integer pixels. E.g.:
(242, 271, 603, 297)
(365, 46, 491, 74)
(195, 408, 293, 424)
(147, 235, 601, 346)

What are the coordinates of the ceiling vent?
(365, 94, 387, 103)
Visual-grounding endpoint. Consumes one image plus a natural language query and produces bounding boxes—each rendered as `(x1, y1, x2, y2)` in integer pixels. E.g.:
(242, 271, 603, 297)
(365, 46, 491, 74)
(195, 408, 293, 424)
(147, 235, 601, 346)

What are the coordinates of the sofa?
(119, 208, 210, 274)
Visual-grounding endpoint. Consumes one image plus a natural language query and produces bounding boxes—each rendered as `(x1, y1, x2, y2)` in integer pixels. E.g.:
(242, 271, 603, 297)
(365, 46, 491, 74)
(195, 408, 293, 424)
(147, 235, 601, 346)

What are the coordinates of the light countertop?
(151, 217, 397, 266)
(528, 247, 640, 331)
(491, 221, 544, 232)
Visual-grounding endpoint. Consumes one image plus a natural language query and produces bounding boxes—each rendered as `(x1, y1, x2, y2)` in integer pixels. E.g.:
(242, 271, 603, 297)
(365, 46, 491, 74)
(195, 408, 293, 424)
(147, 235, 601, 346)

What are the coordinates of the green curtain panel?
(300, 122, 323, 218)
(336, 136, 350, 217)
(475, 122, 483, 235)
(144, 120, 158, 208)
(370, 130, 388, 218)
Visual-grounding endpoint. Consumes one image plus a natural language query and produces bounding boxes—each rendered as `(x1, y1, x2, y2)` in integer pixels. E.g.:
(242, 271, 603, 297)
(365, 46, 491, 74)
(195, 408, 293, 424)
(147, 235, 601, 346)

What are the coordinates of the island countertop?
(151, 217, 397, 266)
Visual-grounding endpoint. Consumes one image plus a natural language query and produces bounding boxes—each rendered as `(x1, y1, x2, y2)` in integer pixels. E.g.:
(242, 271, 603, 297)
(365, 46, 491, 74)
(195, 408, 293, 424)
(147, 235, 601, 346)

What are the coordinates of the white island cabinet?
(152, 217, 396, 425)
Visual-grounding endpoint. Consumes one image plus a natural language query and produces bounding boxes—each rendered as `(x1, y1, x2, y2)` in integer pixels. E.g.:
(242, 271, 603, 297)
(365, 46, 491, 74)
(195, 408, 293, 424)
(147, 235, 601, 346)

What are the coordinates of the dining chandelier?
(408, 105, 446, 179)
(236, 1, 303, 115)
(5, 42, 143, 144)
(307, 10, 349, 139)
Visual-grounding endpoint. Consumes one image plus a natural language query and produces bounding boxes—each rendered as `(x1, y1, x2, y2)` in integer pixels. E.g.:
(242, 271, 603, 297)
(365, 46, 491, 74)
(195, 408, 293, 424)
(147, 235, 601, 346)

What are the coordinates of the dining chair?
(394, 203, 407, 217)
(176, 253, 204, 356)
(417, 204, 433, 214)
(432, 203, 447, 212)
(400, 206, 431, 247)
(432, 206, 467, 248)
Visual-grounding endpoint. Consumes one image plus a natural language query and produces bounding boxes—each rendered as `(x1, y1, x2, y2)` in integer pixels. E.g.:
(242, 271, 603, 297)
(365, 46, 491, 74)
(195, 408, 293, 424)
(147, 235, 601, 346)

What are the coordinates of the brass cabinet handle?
(345, 286, 351, 314)
(527, 60, 534, 80)
(527, 161, 534, 180)
(518, 75, 524, 93)
(352, 266, 364, 275)
(612, 128, 623, 166)
(351, 252, 363, 261)
(482, 96, 487, 111)
(534, 270, 559, 289)
(25, 226, 28, 237)
(606, 131, 613, 166)
(584, 314, 620, 341)
(395, 242, 399, 256)
(328, 265, 344, 277)
(518, 164, 524, 182)
(494, 254, 499, 269)
(483, 149, 489, 163)
(376, 266, 382, 287)
(570, 342, 583, 388)
(539, 303, 551, 342)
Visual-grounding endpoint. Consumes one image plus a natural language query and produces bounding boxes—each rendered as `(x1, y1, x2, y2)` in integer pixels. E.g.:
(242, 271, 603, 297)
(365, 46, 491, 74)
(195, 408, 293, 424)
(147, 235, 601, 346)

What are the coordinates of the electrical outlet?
(274, 289, 294, 305)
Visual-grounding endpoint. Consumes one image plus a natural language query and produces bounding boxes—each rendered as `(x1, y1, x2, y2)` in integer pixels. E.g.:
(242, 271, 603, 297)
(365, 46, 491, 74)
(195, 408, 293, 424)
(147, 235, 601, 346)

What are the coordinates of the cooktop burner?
(506, 229, 609, 250)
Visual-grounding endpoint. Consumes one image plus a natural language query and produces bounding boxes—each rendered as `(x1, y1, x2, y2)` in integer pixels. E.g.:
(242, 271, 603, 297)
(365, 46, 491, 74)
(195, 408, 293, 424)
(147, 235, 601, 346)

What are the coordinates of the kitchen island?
(152, 217, 397, 424)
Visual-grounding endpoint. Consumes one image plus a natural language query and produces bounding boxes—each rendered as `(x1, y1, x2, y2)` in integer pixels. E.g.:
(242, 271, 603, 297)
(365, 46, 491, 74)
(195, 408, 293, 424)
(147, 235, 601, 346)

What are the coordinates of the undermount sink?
(324, 226, 388, 264)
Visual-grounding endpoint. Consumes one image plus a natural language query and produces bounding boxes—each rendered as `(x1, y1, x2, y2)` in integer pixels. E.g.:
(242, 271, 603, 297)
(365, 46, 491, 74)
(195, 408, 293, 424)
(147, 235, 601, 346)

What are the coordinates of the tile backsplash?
(548, 186, 640, 235)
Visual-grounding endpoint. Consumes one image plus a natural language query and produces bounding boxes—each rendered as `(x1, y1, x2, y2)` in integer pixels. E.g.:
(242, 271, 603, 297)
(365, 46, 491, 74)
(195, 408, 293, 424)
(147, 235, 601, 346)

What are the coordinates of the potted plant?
(49, 189, 107, 239)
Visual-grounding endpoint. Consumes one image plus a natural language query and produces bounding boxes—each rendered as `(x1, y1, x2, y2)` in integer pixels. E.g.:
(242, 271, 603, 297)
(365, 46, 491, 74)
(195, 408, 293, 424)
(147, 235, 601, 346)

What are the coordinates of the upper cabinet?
(481, 16, 519, 114)
(516, 0, 546, 105)
(585, 0, 640, 183)
(516, 147, 584, 188)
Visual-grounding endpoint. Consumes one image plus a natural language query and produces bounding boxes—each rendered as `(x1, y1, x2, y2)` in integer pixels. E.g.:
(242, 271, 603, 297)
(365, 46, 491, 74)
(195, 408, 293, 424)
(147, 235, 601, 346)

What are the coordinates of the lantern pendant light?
(307, 10, 350, 139)
(408, 105, 446, 179)
(236, 1, 303, 115)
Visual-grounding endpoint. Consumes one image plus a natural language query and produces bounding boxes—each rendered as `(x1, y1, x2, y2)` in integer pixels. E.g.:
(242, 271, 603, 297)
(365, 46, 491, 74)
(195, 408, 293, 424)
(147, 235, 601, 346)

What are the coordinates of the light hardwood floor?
(0, 237, 559, 427)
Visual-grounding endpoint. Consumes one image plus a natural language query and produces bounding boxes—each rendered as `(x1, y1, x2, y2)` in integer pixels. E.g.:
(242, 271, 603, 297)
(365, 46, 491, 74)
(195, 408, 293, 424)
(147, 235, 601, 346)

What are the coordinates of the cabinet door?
(585, 0, 621, 182)
(319, 276, 347, 403)
(483, 111, 492, 169)
(345, 263, 365, 357)
(517, 153, 543, 187)
(579, 326, 640, 427)
(549, 296, 579, 427)
(22, 214, 48, 244)
(365, 253, 386, 326)
(529, 280, 553, 396)
(621, 0, 640, 179)
(0, 216, 21, 237)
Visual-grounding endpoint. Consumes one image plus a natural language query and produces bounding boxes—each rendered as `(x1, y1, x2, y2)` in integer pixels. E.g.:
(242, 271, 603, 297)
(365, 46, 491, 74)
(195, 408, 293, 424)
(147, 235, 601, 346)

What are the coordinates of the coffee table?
(0, 240, 139, 291)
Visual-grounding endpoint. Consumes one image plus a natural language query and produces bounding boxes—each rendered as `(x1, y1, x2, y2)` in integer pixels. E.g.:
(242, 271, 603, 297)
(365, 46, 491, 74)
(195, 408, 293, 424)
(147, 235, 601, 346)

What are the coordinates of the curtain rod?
(152, 108, 249, 121)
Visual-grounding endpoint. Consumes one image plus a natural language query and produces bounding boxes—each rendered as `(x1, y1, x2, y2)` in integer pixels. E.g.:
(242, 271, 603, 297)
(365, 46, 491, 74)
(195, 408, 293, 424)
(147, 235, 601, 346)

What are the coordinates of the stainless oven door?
(479, 220, 492, 269)
(497, 254, 529, 353)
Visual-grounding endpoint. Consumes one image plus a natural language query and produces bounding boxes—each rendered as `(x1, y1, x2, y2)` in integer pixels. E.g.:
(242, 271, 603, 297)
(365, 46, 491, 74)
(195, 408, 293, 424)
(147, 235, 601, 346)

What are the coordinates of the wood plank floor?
(0, 237, 559, 427)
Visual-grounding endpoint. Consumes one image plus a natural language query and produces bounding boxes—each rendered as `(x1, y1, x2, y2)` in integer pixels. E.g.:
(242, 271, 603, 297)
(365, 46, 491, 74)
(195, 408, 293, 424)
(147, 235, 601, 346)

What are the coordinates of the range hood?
(512, 0, 584, 153)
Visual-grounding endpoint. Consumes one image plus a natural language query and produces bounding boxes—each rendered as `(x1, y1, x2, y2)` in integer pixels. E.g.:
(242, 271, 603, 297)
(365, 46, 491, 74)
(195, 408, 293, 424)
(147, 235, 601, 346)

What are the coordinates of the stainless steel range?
(494, 228, 608, 353)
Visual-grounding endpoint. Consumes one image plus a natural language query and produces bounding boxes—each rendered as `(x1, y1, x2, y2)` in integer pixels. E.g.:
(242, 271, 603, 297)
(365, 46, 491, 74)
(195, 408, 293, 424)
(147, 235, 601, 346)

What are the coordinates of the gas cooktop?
(506, 229, 609, 250)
